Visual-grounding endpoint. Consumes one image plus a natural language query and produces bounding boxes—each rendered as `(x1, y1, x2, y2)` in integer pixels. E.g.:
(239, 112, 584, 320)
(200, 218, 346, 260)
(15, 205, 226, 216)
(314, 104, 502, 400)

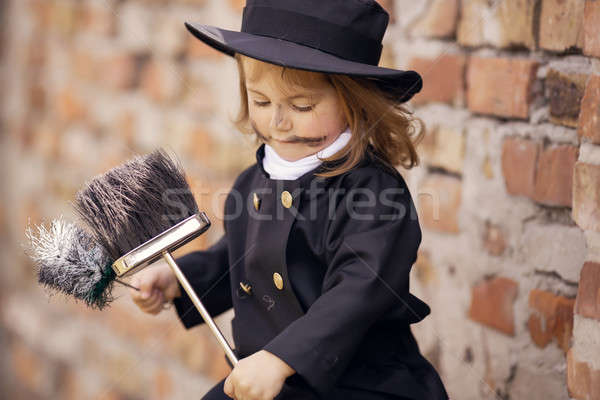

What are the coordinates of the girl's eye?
(253, 100, 270, 107)
(292, 104, 314, 112)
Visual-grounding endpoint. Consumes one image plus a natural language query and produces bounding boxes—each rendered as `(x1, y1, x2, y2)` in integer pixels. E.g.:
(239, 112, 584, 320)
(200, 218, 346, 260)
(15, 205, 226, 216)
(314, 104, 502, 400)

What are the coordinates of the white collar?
(263, 127, 351, 180)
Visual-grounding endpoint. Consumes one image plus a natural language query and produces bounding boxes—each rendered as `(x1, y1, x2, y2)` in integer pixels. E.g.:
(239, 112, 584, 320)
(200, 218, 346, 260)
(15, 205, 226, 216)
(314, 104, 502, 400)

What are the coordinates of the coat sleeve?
(172, 233, 232, 329)
(262, 169, 423, 398)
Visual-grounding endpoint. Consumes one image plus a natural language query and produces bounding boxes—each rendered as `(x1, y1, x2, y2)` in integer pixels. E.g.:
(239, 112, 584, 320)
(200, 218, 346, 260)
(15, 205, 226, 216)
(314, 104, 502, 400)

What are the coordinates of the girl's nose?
(270, 104, 291, 131)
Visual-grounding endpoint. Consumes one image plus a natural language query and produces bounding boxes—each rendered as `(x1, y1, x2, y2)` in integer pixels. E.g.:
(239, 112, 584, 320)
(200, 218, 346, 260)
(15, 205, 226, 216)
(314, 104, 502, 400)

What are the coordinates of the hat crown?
(244, 0, 389, 41)
(241, 0, 389, 65)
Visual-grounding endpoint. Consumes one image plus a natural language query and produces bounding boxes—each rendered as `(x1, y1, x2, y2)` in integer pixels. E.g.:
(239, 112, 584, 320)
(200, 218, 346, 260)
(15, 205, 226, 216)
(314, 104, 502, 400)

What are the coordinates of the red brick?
(187, 35, 226, 59)
(30, 0, 52, 30)
(578, 75, 600, 144)
(575, 261, 600, 320)
(414, 250, 437, 286)
(29, 83, 45, 111)
(71, 49, 97, 81)
(55, 87, 87, 123)
(418, 174, 462, 233)
(154, 367, 173, 400)
(11, 340, 45, 393)
(533, 144, 579, 207)
(100, 53, 139, 90)
(547, 69, 588, 127)
(227, 0, 245, 13)
(482, 221, 506, 256)
(573, 163, 600, 232)
(567, 349, 591, 399)
(501, 137, 541, 198)
(467, 57, 538, 119)
(527, 289, 575, 352)
(377, 0, 396, 24)
(469, 276, 518, 336)
(583, 0, 600, 58)
(408, 54, 466, 106)
(412, 0, 458, 38)
(140, 60, 183, 103)
(539, 0, 585, 52)
(77, 2, 116, 36)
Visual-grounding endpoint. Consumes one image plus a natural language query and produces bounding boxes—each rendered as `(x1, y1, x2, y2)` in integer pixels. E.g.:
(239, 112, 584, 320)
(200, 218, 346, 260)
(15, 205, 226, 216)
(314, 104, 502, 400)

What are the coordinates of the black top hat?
(184, 0, 422, 102)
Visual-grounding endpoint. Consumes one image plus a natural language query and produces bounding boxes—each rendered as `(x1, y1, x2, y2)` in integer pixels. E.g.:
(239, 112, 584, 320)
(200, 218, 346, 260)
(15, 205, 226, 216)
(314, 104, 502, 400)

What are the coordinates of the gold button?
(240, 281, 252, 295)
(281, 191, 292, 208)
(273, 272, 284, 290)
(253, 192, 261, 211)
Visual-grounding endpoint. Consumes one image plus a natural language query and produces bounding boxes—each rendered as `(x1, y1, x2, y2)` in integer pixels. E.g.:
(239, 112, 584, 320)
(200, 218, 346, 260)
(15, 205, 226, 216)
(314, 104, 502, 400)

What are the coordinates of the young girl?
(130, 1, 449, 399)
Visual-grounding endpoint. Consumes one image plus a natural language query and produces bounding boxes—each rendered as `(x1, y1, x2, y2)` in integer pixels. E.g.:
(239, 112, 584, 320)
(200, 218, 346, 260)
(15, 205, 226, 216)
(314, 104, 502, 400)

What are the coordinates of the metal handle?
(161, 250, 239, 366)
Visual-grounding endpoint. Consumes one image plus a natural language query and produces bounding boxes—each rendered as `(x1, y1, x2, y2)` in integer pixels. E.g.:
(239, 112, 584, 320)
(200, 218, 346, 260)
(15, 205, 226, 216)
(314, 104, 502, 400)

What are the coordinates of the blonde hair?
(232, 54, 424, 178)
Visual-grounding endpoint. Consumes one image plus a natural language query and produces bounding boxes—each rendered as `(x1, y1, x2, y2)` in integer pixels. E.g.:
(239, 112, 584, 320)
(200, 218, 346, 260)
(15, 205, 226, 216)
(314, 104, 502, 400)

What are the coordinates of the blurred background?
(1, 0, 599, 399)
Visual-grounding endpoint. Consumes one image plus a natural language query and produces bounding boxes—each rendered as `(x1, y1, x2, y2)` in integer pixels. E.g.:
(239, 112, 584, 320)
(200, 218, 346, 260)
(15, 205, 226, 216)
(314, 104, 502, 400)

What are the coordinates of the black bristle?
(73, 148, 199, 261)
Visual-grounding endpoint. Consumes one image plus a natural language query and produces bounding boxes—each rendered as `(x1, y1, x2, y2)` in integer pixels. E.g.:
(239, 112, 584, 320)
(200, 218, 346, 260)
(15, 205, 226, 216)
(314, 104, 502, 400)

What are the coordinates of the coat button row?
(252, 191, 293, 210)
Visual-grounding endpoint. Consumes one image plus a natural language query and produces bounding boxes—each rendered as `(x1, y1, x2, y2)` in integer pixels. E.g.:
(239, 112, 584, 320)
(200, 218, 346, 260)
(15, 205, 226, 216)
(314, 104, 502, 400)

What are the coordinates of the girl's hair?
(232, 54, 424, 178)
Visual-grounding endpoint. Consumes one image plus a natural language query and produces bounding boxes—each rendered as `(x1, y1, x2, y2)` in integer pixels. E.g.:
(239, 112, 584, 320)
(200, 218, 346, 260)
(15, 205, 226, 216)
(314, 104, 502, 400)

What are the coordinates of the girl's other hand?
(129, 260, 182, 315)
(223, 350, 295, 400)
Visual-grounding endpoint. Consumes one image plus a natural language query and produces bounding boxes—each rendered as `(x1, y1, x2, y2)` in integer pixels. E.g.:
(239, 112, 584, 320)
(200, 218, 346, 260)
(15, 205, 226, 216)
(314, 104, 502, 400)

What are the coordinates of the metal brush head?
(73, 148, 199, 261)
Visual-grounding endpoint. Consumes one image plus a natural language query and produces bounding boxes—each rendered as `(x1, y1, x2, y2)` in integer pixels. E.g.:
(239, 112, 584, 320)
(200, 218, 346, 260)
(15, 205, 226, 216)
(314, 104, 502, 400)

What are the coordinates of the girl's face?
(242, 59, 348, 162)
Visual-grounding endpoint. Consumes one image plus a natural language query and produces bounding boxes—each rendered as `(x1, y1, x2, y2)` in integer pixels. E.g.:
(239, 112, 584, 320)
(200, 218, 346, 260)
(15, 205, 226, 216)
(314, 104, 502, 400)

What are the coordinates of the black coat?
(173, 144, 449, 400)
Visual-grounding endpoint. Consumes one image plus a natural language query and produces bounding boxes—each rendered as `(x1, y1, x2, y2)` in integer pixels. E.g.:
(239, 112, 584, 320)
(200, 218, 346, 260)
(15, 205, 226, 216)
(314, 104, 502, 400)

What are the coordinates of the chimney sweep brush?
(27, 149, 238, 366)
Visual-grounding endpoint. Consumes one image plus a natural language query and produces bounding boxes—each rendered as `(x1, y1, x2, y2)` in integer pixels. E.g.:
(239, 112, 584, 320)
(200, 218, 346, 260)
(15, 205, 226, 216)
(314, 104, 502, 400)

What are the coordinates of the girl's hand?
(223, 350, 295, 400)
(129, 260, 182, 315)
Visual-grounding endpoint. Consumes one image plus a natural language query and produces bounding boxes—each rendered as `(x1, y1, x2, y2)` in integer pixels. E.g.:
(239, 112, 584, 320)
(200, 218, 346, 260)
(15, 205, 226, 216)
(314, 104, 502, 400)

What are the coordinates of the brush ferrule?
(112, 212, 211, 277)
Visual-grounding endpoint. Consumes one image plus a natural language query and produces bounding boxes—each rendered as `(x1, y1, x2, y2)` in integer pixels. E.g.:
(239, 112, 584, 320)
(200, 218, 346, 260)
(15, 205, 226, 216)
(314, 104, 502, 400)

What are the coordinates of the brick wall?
(0, 1, 598, 399)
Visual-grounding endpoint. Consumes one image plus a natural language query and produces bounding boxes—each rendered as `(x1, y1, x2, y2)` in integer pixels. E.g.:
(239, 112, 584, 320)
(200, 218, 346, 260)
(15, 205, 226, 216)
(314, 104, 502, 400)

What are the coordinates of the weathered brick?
(71, 49, 97, 81)
(497, 0, 537, 49)
(377, 0, 396, 24)
(227, 0, 245, 13)
(186, 35, 226, 59)
(539, 0, 585, 52)
(99, 53, 140, 90)
(77, 1, 116, 36)
(527, 289, 575, 352)
(421, 125, 465, 173)
(547, 69, 588, 127)
(467, 57, 538, 119)
(573, 163, 600, 232)
(414, 250, 437, 286)
(575, 261, 600, 321)
(469, 276, 518, 336)
(140, 59, 183, 103)
(418, 174, 462, 233)
(378, 45, 395, 70)
(583, 0, 600, 58)
(567, 349, 591, 399)
(154, 367, 173, 400)
(501, 137, 541, 198)
(11, 340, 46, 393)
(533, 144, 579, 207)
(578, 75, 600, 144)
(411, 0, 458, 38)
(49, 0, 78, 36)
(55, 87, 88, 124)
(458, 0, 537, 49)
(482, 221, 507, 256)
(408, 54, 466, 106)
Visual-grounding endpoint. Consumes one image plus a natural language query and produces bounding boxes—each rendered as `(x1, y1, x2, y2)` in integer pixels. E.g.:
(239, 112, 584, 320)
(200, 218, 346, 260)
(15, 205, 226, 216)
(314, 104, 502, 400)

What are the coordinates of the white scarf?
(263, 127, 351, 180)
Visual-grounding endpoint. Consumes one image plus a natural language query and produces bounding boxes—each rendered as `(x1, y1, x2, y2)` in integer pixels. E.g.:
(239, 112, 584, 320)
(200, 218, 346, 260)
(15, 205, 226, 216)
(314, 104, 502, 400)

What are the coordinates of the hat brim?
(184, 22, 422, 101)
